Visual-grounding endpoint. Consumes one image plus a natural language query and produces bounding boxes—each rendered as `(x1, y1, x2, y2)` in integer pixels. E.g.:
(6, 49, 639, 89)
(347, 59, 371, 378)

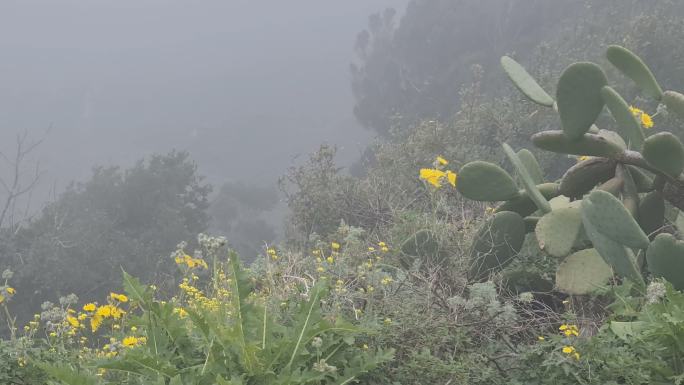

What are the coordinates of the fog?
(0, 0, 404, 199)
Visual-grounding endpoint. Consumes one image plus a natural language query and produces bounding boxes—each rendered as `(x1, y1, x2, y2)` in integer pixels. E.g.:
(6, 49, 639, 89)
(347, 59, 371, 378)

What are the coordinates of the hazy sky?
(0, 0, 406, 202)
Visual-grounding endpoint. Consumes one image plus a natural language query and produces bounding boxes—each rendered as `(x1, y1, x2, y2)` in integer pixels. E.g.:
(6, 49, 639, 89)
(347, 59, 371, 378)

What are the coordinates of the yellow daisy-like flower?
(537, 336, 545, 341)
(562, 345, 575, 354)
(66, 315, 80, 328)
(122, 336, 139, 347)
(629, 106, 643, 115)
(446, 170, 457, 187)
(436, 156, 449, 166)
(110, 293, 128, 303)
(6, 287, 15, 295)
(331, 242, 341, 250)
(419, 168, 446, 188)
(378, 241, 386, 247)
(640, 112, 654, 128)
(326, 256, 334, 264)
(90, 315, 103, 332)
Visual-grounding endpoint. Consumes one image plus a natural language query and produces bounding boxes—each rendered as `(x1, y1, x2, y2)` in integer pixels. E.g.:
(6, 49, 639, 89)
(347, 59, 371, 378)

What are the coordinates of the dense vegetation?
(3, 1, 684, 384)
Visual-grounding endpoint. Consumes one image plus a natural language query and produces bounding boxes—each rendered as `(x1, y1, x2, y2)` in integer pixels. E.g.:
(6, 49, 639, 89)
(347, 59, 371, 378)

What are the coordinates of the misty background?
(0, 0, 405, 213)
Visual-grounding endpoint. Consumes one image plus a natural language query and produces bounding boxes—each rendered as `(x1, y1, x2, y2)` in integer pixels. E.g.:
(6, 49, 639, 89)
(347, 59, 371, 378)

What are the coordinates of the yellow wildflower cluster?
(90, 304, 126, 332)
(0, 286, 16, 304)
(629, 106, 654, 128)
(175, 254, 208, 269)
(419, 156, 457, 188)
(559, 323, 579, 337)
(179, 277, 224, 312)
(267, 248, 279, 260)
(562, 345, 580, 360)
(110, 293, 128, 303)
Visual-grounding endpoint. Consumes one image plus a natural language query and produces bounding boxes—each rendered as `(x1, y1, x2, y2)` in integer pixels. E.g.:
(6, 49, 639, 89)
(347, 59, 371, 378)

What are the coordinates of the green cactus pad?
(400, 229, 442, 268)
(663, 90, 684, 119)
(503, 143, 551, 213)
(606, 45, 663, 100)
(601, 86, 645, 149)
(560, 157, 616, 199)
(457, 161, 520, 201)
(638, 190, 665, 237)
(642, 132, 684, 178)
(598, 129, 627, 150)
(582, 216, 644, 286)
(532, 131, 624, 158)
(501, 56, 555, 107)
(468, 211, 526, 281)
(582, 190, 650, 249)
(516, 149, 545, 185)
(555, 248, 613, 295)
(496, 183, 560, 217)
(646, 233, 684, 290)
(627, 166, 654, 192)
(535, 207, 583, 258)
(556, 62, 608, 140)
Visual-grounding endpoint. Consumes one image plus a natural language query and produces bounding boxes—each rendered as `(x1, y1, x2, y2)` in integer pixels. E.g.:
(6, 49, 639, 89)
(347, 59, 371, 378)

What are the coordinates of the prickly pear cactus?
(451, 46, 684, 295)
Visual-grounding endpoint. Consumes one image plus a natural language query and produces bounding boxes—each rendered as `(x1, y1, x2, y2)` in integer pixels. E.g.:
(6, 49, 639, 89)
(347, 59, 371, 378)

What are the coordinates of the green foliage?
(559, 157, 616, 199)
(601, 86, 645, 148)
(516, 149, 545, 185)
(535, 207, 583, 258)
(6, 151, 211, 325)
(663, 90, 684, 119)
(531, 130, 625, 157)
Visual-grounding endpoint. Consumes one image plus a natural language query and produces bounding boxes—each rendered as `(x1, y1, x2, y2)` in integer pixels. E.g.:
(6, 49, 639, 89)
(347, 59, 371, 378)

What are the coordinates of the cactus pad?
(582, 217, 644, 286)
(642, 132, 684, 178)
(469, 211, 526, 281)
(606, 45, 663, 100)
(400, 229, 442, 268)
(516, 149, 545, 185)
(663, 90, 684, 119)
(582, 190, 650, 249)
(638, 190, 665, 238)
(532, 131, 624, 158)
(555, 248, 613, 295)
(646, 233, 684, 290)
(556, 62, 608, 139)
(457, 161, 520, 201)
(601, 86, 645, 149)
(560, 157, 616, 199)
(496, 183, 560, 217)
(503, 143, 551, 213)
(501, 56, 555, 107)
(536, 207, 583, 258)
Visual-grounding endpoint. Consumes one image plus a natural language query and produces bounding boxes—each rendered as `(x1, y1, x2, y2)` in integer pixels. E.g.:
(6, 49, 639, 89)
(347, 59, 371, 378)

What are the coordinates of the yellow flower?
(381, 277, 393, 285)
(316, 266, 325, 273)
(326, 256, 334, 264)
(436, 156, 449, 166)
(378, 241, 386, 247)
(368, 247, 376, 252)
(562, 345, 575, 354)
(381, 246, 389, 252)
(331, 242, 341, 250)
(83, 303, 97, 312)
(629, 105, 643, 116)
(384, 318, 392, 325)
(66, 316, 80, 328)
(537, 336, 545, 341)
(110, 293, 128, 303)
(630, 105, 654, 128)
(6, 287, 15, 295)
(173, 307, 188, 318)
(267, 248, 277, 255)
(573, 352, 580, 360)
(640, 112, 654, 128)
(420, 168, 446, 188)
(577, 155, 590, 162)
(446, 170, 457, 187)
(122, 336, 139, 347)
(96, 306, 112, 318)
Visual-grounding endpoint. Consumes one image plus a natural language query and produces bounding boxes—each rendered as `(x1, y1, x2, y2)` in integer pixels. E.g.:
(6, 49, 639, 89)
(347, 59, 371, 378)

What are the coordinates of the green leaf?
(556, 62, 608, 139)
(646, 234, 684, 290)
(38, 363, 98, 385)
(501, 56, 554, 107)
(606, 45, 663, 100)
